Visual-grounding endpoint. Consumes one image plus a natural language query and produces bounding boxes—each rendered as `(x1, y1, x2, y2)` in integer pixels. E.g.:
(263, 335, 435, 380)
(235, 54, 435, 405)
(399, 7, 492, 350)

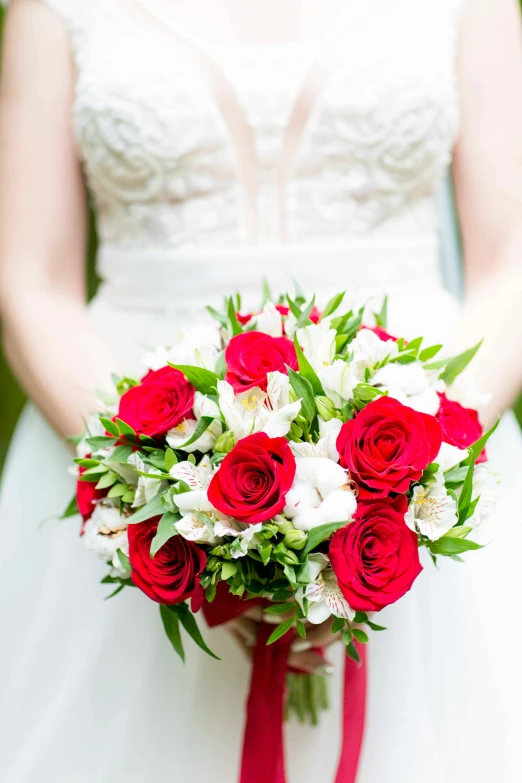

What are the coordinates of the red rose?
(337, 396, 442, 498)
(208, 432, 296, 523)
(361, 325, 398, 342)
(128, 516, 206, 608)
(436, 393, 486, 463)
(117, 366, 195, 439)
(329, 495, 422, 612)
(225, 331, 298, 392)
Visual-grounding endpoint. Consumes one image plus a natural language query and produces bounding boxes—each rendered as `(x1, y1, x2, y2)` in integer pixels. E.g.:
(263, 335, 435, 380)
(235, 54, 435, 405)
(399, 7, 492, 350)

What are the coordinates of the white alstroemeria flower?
(127, 453, 166, 508)
(296, 321, 336, 372)
(304, 554, 355, 624)
(169, 456, 215, 513)
(467, 464, 501, 529)
(370, 361, 443, 415)
(143, 324, 221, 373)
(83, 502, 128, 564)
(217, 374, 301, 440)
(175, 512, 219, 544)
(436, 442, 468, 473)
(213, 519, 264, 559)
(167, 392, 222, 453)
(445, 373, 491, 411)
(254, 302, 284, 337)
(285, 457, 356, 531)
(405, 472, 458, 541)
(319, 359, 357, 406)
(350, 329, 399, 380)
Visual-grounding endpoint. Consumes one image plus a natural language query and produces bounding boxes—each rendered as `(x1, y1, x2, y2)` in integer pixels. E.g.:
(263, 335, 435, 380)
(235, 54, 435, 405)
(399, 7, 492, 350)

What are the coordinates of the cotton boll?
(317, 487, 357, 524)
(83, 503, 128, 563)
(295, 457, 348, 499)
(284, 480, 320, 519)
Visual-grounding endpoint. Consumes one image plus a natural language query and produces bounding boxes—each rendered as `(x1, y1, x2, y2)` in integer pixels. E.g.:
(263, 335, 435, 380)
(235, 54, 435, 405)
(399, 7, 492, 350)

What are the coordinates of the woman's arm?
(452, 0, 522, 426)
(0, 0, 117, 439)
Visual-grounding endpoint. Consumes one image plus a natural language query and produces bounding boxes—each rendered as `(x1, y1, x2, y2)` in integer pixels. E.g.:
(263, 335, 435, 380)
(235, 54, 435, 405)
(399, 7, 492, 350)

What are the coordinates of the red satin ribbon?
(203, 589, 367, 783)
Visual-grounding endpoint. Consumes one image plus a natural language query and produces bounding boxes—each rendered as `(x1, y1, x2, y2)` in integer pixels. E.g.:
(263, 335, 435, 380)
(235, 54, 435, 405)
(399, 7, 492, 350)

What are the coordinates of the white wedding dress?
(1, 1, 522, 781)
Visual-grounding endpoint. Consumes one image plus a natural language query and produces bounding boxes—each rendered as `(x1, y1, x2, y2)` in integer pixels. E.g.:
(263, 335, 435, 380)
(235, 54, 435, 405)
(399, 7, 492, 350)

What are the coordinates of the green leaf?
(122, 490, 136, 504)
(107, 483, 127, 499)
(74, 457, 101, 468)
(374, 295, 388, 329)
(227, 296, 244, 336)
(96, 470, 119, 489)
(264, 602, 294, 615)
(322, 291, 346, 319)
(366, 620, 387, 632)
(458, 418, 499, 523)
(86, 436, 118, 450)
(115, 418, 136, 438)
(169, 365, 219, 396)
(295, 295, 317, 328)
(165, 448, 177, 472)
(286, 294, 302, 319)
(115, 548, 130, 572)
(266, 617, 295, 645)
(176, 416, 215, 449)
(160, 605, 185, 662)
(174, 604, 221, 659)
(109, 444, 133, 463)
(150, 512, 179, 556)
(345, 641, 361, 664)
(206, 305, 228, 328)
(301, 521, 347, 556)
(428, 536, 483, 555)
(221, 561, 238, 580)
(127, 493, 165, 524)
(100, 417, 119, 437)
(287, 367, 316, 423)
(293, 335, 325, 396)
(61, 494, 79, 519)
(425, 340, 483, 385)
(295, 619, 307, 639)
(262, 277, 273, 305)
(443, 526, 473, 539)
(332, 617, 346, 633)
(352, 628, 369, 644)
(419, 344, 443, 362)
(104, 584, 125, 600)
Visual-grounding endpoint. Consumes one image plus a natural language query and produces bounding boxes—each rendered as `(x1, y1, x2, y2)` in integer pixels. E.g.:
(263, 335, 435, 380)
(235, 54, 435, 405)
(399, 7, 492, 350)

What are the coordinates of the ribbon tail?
(335, 642, 367, 783)
(240, 623, 293, 783)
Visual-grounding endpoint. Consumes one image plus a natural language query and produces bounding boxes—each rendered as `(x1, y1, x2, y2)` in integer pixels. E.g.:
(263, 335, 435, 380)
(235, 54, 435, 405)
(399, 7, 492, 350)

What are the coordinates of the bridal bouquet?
(66, 287, 498, 720)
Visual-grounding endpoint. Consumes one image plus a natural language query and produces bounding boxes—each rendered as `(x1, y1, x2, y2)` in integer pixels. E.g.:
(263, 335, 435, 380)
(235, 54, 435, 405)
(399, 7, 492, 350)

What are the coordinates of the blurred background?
(0, 4, 521, 475)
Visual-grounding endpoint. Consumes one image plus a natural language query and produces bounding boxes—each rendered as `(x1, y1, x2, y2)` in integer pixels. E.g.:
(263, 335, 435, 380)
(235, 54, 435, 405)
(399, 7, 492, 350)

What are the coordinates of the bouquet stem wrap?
(204, 590, 367, 783)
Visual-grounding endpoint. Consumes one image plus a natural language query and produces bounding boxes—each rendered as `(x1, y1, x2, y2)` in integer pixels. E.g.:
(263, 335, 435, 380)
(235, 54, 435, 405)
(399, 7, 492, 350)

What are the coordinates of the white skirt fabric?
(1, 290, 522, 783)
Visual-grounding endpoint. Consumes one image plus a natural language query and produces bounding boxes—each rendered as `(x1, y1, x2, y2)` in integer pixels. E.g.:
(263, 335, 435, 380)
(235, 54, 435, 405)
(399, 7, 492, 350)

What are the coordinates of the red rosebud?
(225, 331, 298, 392)
(117, 366, 195, 439)
(76, 458, 106, 528)
(329, 495, 422, 612)
(361, 325, 398, 342)
(436, 393, 486, 462)
(128, 516, 206, 607)
(208, 432, 296, 523)
(336, 396, 442, 499)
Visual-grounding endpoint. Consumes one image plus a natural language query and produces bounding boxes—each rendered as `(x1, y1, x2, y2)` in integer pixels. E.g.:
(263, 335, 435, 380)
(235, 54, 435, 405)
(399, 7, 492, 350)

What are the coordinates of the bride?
(1, 0, 522, 780)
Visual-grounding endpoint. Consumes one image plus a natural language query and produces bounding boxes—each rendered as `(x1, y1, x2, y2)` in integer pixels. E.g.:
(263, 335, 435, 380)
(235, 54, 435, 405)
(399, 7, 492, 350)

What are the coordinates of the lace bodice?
(31, 0, 461, 252)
